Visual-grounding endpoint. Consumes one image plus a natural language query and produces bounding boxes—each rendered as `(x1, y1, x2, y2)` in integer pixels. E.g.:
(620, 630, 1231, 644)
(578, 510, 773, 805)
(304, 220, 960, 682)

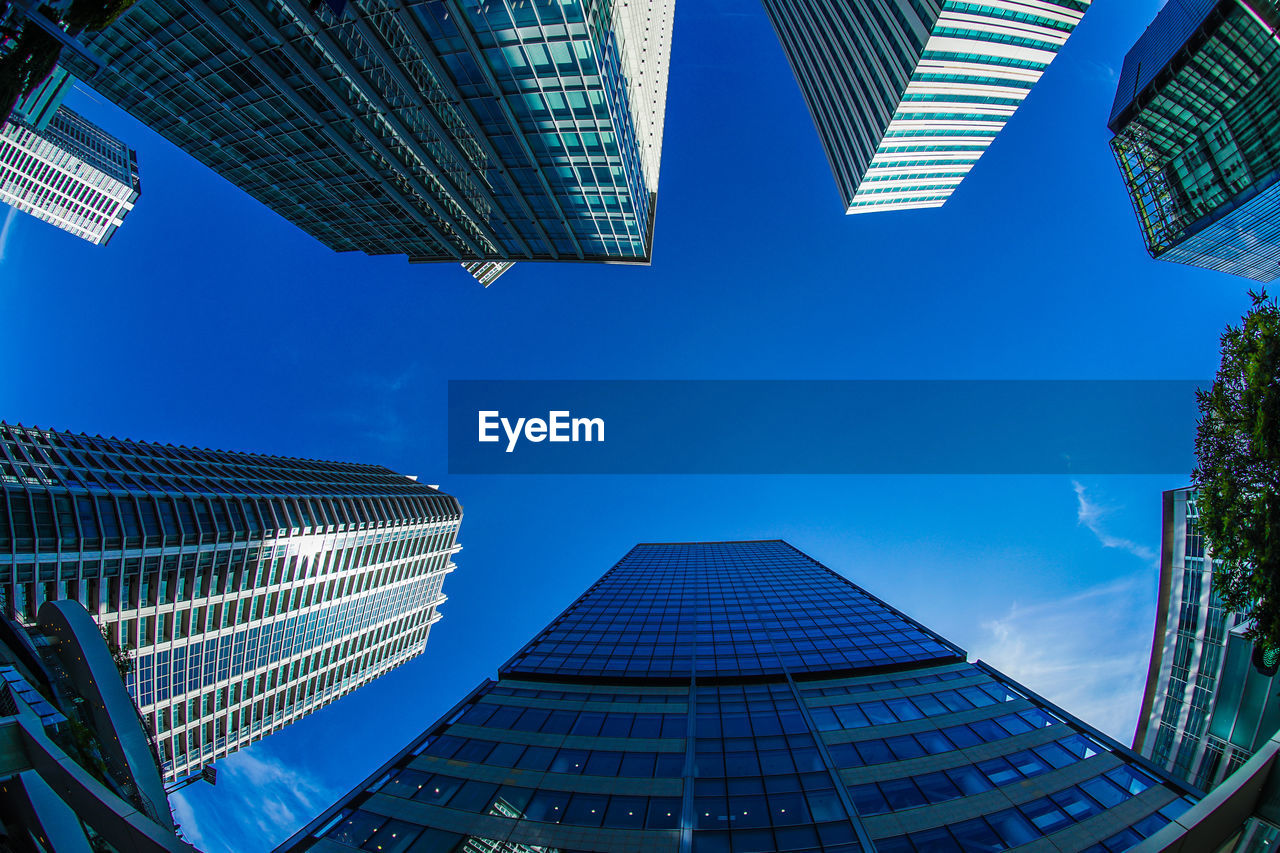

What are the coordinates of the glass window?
(646, 797, 681, 829)
(563, 793, 608, 827)
(604, 796, 647, 829)
(524, 790, 570, 823)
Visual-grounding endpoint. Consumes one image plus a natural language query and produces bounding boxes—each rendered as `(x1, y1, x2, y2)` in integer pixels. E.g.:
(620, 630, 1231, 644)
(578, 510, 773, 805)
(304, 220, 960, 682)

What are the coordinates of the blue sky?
(0, 0, 1259, 850)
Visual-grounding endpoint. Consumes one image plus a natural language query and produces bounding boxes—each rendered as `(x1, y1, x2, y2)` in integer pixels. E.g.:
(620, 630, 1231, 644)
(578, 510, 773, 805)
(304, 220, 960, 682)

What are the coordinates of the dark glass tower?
(56, 0, 674, 281)
(0, 422, 462, 782)
(278, 541, 1197, 853)
(1108, 0, 1280, 282)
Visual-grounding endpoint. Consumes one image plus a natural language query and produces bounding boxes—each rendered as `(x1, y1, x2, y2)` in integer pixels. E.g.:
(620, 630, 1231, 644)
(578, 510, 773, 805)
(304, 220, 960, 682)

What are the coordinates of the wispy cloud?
(0, 207, 18, 264)
(1072, 481, 1157, 565)
(170, 747, 338, 853)
(973, 571, 1154, 742)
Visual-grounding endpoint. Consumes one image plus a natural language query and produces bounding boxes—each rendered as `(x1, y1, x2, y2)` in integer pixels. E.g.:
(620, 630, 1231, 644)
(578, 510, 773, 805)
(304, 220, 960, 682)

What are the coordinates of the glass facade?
(1134, 488, 1265, 792)
(278, 540, 1197, 853)
(762, 0, 1090, 214)
(0, 105, 141, 245)
(0, 422, 462, 781)
(1108, 0, 1280, 282)
(59, 0, 673, 278)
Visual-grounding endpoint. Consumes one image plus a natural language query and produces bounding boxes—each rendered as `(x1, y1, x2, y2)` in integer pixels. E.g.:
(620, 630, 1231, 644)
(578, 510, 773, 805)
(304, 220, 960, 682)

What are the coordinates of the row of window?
(424, 732, 685, 778)
(809, 680, 1017, 731)
(799, 668, 969, 697)
(827, 706, 1061, 767)
(846, 733, 1106, 815)
(488, 684, 683, 704)
(456, 700, 686, 739)
(374, 770, 682, 829)
(875, 784, 1192, 853)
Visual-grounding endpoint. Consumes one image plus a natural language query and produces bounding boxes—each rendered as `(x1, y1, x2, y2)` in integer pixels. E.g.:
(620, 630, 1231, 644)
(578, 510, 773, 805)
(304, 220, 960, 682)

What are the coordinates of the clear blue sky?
(0, 0, 1253, 850)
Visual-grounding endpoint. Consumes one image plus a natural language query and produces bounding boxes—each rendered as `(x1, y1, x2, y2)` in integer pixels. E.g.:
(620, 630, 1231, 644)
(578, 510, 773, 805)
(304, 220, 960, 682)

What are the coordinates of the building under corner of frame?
(57, 0, 674, 286)
(1108, 0, 1280, 283)
(278, 540, 1198, 853)
(1134, 488, 1280, 795)
(0, 89, 141, 246)
(762, 0, 1091, 215)
(0, 421, 463, 783)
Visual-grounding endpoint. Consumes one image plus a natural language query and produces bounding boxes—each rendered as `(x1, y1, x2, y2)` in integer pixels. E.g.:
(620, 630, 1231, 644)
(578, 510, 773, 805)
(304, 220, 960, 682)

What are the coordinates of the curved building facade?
(0, 421, 463, 782)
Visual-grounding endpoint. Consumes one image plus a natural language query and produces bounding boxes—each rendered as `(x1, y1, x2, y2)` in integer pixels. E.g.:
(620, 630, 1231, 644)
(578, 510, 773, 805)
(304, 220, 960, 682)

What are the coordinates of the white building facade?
(0, 105, 140, 244)
(0, 422, 462, 782)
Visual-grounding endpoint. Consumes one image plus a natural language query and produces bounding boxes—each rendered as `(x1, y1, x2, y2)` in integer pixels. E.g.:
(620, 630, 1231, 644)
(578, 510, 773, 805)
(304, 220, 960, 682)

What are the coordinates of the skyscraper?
(0, 103, 141, 245)
(279, 540, 1196, 853)
(1134, 488, 1276, 793)
(1108, 0, 1280, 283)
(0, 421, 463, 782)
(763, 1, 1091, 214)
(57, 0, 674, 281)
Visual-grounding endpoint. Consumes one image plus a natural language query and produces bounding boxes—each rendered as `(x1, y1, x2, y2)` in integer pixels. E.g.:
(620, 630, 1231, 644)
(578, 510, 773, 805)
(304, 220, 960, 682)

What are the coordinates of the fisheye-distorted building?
(58, 0, 674, 284)
(763, 0, 1091, 214)
(0, 422, 462, 782)
(279, 540, 1196, 853)
(1108, 0, 1280, 283)
(0, 104, 140, 245)
(1134, 488, 1278, 793)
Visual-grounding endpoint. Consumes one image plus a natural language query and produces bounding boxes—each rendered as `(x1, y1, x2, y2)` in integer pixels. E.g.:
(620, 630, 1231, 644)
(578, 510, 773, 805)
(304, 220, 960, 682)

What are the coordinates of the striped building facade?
(0, 105, 141, 245)
(763, 0, 1090, 214)
(0, 422, 462, 782)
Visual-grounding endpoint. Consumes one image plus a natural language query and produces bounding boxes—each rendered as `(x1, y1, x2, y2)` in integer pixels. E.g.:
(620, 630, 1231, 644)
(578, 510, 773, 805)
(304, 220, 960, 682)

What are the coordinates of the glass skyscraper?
(278, 540, 1196, 853)
(57, 0, 674, 283)
(0, 103, 141, 245)
(0, 421, 462, 782)
(1134, 488, 1276, 793)
(1108, 0, 1280, 283)
(763, 1, 1091, 214)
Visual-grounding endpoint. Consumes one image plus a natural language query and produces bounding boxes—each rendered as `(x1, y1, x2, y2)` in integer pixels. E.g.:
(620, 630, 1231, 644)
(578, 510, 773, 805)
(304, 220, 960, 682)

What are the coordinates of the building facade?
(59, 0, 674, 281)
(1134, 488, 1279, 794)
(0, 104, 140, 245)
(763, 0, 1091, 214)
(280, 540, 1197, 853)
(1108, 0, 1280, 283)
(0, 421, 463, 782)
(0, 599, 196, 852)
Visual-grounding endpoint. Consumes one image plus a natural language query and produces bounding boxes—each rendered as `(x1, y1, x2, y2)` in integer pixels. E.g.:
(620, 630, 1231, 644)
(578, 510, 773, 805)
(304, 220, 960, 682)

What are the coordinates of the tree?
(99, 624, 134, 679)
(1193, 288, 1280, 648)
(0, 22, 62, 122)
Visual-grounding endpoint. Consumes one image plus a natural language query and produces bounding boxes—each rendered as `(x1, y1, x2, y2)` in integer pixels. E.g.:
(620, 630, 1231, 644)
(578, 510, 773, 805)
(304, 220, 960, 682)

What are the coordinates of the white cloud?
(171, 747, 340, 853)
(973, 571, 1154, 743)
(168, 790, 208, 851)
(1072, 481, 1157, 565)
(0, 207, 18, 264)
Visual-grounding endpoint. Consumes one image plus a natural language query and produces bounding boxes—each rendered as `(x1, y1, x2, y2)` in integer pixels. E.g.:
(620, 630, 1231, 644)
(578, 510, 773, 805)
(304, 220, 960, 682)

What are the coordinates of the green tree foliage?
(0, 0, 134, 123)
(64, 0, 136, 32)
(0, 21, 62, 122)
(1193, 289, 1280, 647)
(100, 624, 135, 679)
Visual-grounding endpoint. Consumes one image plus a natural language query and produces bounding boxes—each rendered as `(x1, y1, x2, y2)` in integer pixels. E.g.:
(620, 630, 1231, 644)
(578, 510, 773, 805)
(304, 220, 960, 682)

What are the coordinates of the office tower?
(0, 103, 141, 245)
(0, 421, 463, 782)
(1134, 488, 1278, 793)
(763, 1, 1090, 214)
(1108, 0, 1280, 283)
(279, 540, 1196, 853)
(0, 598, 195, 852)
(58, 0, 674, 280)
